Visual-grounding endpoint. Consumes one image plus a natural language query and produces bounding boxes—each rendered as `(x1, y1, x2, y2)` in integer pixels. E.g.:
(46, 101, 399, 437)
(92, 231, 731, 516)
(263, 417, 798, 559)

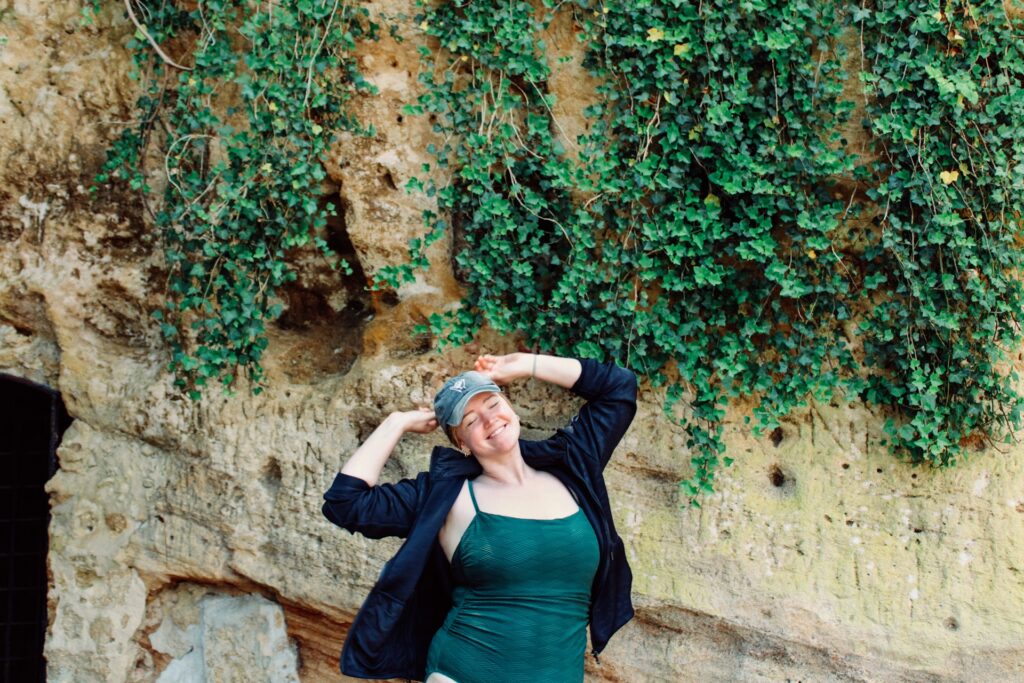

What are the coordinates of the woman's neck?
(476, 447, 530, 485)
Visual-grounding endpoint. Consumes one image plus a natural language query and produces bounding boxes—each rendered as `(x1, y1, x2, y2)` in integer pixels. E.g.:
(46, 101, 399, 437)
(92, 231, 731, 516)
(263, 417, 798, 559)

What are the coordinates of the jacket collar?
(428, 446, 482, 479)
(428, 438, 565, 480)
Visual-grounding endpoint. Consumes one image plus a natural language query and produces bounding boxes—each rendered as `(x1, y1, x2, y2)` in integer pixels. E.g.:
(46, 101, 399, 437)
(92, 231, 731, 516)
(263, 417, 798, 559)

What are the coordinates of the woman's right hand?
(474, 352, 530, 385)
(393, 407, 439, 434)
(341, 407, 438, 486)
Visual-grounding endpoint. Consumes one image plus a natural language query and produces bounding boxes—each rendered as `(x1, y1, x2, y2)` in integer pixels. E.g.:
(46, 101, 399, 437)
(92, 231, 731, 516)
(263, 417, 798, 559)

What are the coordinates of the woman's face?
(453, 392, 520, 457)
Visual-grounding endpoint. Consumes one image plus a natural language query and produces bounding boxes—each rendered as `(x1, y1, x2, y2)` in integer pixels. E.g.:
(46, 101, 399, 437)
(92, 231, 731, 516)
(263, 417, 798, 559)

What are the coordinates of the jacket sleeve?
(321, 471, 425, 539)
(556, 358, 638, 470)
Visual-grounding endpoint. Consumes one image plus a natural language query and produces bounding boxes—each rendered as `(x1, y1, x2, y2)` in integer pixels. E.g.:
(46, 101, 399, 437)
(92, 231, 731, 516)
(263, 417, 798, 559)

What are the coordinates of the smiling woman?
(321, 351, 638, 682)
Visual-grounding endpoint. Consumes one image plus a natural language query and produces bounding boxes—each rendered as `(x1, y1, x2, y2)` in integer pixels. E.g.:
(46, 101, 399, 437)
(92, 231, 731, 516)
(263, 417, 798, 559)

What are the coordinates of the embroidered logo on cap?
(451, 379, 467, 393)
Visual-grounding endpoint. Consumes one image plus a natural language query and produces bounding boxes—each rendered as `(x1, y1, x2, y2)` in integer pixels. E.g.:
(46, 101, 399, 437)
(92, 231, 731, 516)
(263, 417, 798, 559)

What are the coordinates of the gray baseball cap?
(434, 371, 502, 439)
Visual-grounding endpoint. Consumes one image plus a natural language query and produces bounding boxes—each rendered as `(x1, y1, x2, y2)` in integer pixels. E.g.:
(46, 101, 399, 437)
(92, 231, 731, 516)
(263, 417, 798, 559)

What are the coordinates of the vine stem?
(123, 0, 193, 71)
(302, 0, 341, 111)
(163, 134, 214, 200)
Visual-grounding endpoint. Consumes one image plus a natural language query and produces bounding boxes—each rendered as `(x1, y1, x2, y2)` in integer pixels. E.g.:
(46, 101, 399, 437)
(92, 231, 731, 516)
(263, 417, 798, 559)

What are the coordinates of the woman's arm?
(322, 471, 426, 539)
(477, 352, 637, 470)
(340, 408, 437, 487)
(323, 407, 436, 539)
(559, 359, 638, 469)
(474, 352, 582, 389)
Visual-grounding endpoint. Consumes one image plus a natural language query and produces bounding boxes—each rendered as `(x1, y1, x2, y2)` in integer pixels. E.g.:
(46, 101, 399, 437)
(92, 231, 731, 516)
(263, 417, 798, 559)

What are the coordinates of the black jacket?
(322, 358, 638, 680)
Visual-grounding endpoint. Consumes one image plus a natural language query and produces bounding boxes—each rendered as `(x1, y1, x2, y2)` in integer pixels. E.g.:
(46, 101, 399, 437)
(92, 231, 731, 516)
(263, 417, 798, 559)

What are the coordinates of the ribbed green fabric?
(425, 480, 599, 683)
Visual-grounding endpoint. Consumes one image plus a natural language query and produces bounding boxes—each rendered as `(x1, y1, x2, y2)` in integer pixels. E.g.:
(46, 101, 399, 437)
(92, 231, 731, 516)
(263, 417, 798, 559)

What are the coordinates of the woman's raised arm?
(323, 408, 436, 539)
(340, 408, 437, 487)
(474, 352, 582, 389)
(478, 351, 636, 469)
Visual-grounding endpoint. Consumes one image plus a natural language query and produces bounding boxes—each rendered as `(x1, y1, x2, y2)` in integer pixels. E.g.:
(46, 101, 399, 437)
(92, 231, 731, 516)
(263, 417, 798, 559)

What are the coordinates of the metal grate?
(1, 376, 69, 683)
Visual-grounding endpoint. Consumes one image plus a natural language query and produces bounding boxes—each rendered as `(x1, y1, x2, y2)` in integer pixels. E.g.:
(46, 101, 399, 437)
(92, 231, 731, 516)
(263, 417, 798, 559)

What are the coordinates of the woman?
(322, 351, 637, 682)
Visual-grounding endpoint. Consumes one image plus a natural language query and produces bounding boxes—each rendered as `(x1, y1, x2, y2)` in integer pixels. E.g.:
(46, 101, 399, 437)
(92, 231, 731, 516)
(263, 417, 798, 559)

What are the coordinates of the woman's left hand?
(474, 353, 530, 385)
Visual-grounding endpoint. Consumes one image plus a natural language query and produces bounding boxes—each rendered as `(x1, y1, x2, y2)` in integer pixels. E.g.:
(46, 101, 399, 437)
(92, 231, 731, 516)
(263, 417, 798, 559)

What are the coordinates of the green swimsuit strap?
(467, 479, 481, 513)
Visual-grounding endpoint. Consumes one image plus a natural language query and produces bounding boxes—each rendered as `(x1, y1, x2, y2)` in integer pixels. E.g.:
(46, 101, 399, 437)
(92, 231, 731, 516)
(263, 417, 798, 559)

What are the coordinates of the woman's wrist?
(387, 411, 411, 433)
(530, 354, 582, 389)
(517, 352, 538, 381)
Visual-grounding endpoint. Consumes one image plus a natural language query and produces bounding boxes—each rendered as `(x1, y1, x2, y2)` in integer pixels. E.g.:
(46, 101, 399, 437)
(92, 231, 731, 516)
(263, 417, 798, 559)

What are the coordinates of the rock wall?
(1, 1, 1022, 682)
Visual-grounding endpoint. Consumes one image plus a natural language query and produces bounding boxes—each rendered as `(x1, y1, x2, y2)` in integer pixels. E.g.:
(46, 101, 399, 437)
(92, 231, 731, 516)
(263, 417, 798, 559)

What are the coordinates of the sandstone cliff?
(1, 1, 1022, 681)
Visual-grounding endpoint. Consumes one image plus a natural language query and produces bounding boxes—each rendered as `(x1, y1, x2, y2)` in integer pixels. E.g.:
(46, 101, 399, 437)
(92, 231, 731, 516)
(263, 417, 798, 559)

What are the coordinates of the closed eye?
(466, 399, 501, 427)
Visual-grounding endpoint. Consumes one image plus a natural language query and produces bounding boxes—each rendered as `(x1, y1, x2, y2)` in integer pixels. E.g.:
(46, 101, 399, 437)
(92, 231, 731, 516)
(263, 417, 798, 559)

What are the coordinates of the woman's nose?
(481, 405, 501, 425)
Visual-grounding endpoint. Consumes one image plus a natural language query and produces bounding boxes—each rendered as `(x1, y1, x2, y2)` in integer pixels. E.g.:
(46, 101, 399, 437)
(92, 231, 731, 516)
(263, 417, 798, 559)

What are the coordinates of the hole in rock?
(769, 426, 783, 447)
(768, 464, 786, 487)
(271, 194, 373, 382)
(0, 375, 71, 683)
(260, 458, 283, 493)
(376, 290, 400, 307)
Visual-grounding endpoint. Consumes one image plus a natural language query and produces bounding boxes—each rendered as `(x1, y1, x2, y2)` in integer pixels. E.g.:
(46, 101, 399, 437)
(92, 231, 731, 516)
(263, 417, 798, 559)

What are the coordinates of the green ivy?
(856, 1, 1024, 464)
(394, 0, 861, 502)
(94, 0, 377, 396)
(96, 0, 1024, 502)
(392, 0, 1024, 502)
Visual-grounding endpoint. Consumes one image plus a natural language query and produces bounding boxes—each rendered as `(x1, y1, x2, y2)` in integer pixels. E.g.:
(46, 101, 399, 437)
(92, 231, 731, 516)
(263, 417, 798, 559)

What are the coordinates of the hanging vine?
(94, 0, 1024, 502)
(393, 0, 860, 501)
(93, 0, 377, 396)
(855, 0, 1024, 464)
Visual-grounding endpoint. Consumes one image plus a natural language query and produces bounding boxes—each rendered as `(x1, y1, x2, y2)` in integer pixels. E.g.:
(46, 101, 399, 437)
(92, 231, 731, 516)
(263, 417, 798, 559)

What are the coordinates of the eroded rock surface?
(0, 1, 1022, 682)
(145, 589, 301, 683)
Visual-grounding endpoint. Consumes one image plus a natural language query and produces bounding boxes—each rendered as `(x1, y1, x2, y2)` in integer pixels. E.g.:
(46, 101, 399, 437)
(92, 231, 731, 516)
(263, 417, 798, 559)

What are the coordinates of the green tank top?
(425, 479, 599, 683)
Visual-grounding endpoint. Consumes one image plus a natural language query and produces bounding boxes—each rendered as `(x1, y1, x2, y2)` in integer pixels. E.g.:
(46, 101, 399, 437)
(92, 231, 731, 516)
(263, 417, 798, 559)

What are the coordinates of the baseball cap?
(434, 371, 502, 439)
